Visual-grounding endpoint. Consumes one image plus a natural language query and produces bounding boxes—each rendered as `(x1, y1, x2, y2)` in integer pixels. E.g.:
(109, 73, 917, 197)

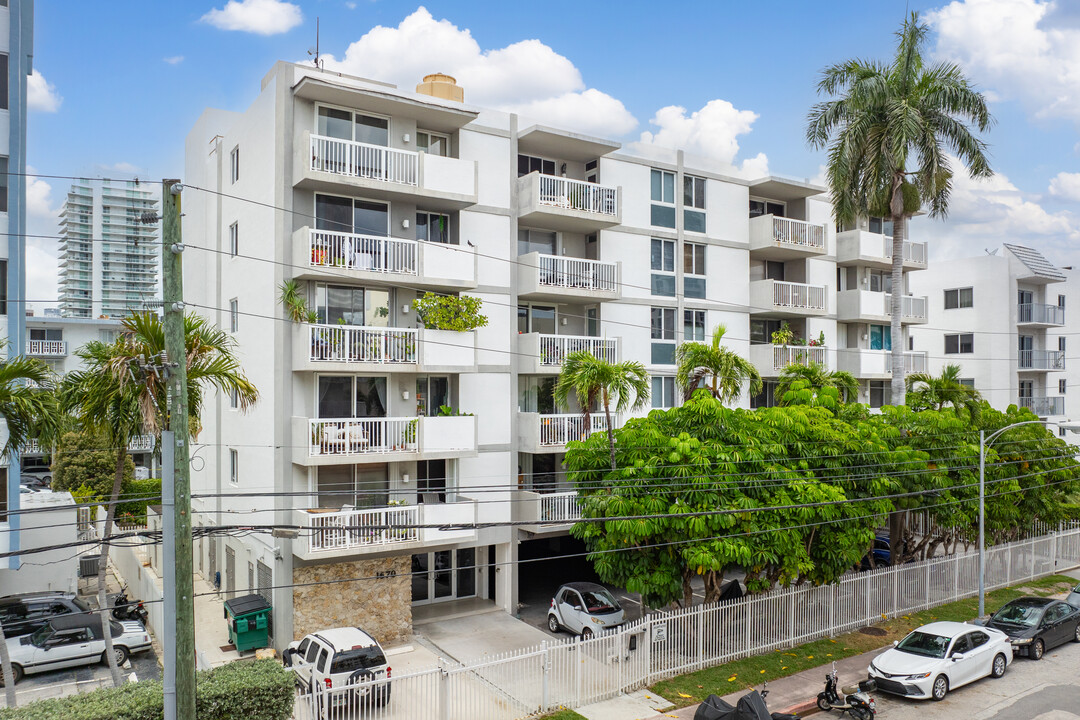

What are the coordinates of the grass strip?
(538, 710, 589, 720)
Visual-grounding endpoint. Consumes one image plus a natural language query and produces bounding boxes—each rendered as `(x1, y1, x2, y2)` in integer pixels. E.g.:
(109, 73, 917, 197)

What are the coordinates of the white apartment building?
(57, 178, 160, 319)
(183, 63, 932, 647)
(910, 244, 1069, 429)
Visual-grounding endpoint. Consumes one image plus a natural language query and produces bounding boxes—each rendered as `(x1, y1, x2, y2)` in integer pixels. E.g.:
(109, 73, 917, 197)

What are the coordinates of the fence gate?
(225, 545, 236, 599)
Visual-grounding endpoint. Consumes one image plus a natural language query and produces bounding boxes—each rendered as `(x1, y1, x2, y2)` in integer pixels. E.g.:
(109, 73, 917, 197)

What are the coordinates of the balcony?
(293, 324, 476, 373)
(1019, 350, 1066, 372)
(1017, 303, 1065, 327)
(1019, 396, 1065, 417)
(835, 230, 928, 269)
(748, 215, 827, 260)
(294, 500, 477, 561)
(516, 172, 621, 232)
(291, 227, 476, 290)
(516, 252, 620, 302)
(749, 344, 828, 375)
(26, 340, 67, 357)
(296, 132, 477, 210)
(294, 415, 477, 466)
(517, 412, 613, 454)
(24, 434, 155, 456)
(837, 349, 928, 378)
(516, 333, 618, 374)
(836, 291, 928, 324)
(749, 280, 828, 316)
(519, 490, 582, 534)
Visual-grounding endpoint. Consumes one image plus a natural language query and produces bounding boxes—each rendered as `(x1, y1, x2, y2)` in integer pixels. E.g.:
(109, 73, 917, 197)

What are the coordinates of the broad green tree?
(776, 361, 859, 406)
(906, 363, 982, 419)
(51, 429, 135, 499)
(553, 350, 649, 470)
(675, 325, 761, 404)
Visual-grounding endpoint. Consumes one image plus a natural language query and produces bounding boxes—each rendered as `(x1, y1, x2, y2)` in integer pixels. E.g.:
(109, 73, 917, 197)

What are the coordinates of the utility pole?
(162, 179, 195, 720)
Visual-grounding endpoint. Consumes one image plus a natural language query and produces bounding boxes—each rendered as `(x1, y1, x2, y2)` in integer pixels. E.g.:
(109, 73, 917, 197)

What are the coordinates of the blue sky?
(24, 0, 1080, 304)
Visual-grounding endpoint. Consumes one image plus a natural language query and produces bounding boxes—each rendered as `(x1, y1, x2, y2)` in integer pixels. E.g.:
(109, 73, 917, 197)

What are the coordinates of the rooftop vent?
(416, 73, 463, 102)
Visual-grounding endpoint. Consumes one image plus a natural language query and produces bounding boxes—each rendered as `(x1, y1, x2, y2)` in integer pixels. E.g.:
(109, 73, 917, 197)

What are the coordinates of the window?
(0, 54, 8, 111)
(651, 239, 676, 297)
(869, 381, 889, 408)
(1059, 295, 1067, 309)
(416, 131, 449, 157)
(750, 319, 782, 345)
(229, 449, 238, 485)
(651, 307, 676, 365)
(750, 381, 778, 409)
(1061, 379, 1068, 395)
(229, 387, 239, 409)
(1019, 379, 1033, 399)
(230, 146, 239, 183)
(0, 156, 9, 213)
(1060, 337, 1067, 352)
(317, 376, 387, 419)
(316, 284, 390, 327)
(650, 169, 676, 228)
(869, 324, 892, 351)
(684, 310, 705, 342)
(652, 376, 676, 409)
(416, 376, 450, 416)
(1060, 427, 1068, 437)
(229, 222, 238, 257)
(764, 260, 785, 281)
(945, 333, 974, 354)
(229, 299, 238, 333)
(28, 328, 63, 342)
(959, 378, 975, 389)
(868, 270, 892, 293)
(684, 175, 706, 232)
(517, 304, 556, 334)
(944, 287, 973, 309)
(749, 199, 785, 218)
(417, 212, 452, 244)
(518, 228, 556, 256)
(684, 243, 706, 298)
(315, 194, 389, 236)
(517, 154, 556, 177)
(0, 468, 6, 521)
(868, 216, 895, 236)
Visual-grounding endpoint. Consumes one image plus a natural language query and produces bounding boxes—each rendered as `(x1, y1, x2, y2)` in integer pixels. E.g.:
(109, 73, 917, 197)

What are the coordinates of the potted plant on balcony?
(279, 280, 317, 324)
(405, 418, 419, 449)
(770, 322, 794, 346)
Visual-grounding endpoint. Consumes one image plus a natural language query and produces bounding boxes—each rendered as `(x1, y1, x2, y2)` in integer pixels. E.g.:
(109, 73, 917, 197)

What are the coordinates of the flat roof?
(518, 125, 621, 163)
(749, 176, 826, 202)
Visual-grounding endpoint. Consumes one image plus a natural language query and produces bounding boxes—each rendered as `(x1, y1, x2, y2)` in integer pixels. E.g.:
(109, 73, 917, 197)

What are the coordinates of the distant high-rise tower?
(57, 179, 159, 318)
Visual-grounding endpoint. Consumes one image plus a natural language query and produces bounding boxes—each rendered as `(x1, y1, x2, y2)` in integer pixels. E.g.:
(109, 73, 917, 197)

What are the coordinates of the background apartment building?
(57, 178, 159, 318)
(184, 62, 934, 648)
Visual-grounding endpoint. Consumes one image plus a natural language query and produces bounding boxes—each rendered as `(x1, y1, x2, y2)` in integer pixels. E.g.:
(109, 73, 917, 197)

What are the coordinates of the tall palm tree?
(906, 363, 982, 418)
(0, 355, 59, 703)
(553, 351, 650, 470)
(807, 11, 993, 405)
(775, 361, 859, 406)
(675, 325, 762, 404)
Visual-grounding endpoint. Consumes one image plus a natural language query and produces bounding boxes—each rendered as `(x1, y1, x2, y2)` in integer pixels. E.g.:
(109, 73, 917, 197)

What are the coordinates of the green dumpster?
(224, 593, 271, 652)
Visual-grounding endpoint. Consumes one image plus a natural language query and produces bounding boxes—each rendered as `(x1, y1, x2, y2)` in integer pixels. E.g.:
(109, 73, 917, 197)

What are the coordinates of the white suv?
(284, 627, 391, 708)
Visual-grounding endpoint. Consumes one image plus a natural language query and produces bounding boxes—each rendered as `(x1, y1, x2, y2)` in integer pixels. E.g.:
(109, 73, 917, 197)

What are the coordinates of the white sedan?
(868, 621, 1012, 701)
(2, 614, 151, 684)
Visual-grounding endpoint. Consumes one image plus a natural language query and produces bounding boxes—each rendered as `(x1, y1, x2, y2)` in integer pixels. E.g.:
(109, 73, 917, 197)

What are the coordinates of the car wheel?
(1073, 623, 1080, 643)
(931, 674, 948, 701)
(0, 664, 23, 686)
(547, 615, 561, 634)
(108, 645, 130, 666)
(991, 653, 1007, 678)
(1032, 638, 1045, 661)
(581, 627, 594, 640)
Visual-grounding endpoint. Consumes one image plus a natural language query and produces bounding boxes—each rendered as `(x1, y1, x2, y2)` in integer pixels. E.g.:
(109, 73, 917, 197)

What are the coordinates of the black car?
(0, 592, 92, 639)
(982, 597, 1080, 660)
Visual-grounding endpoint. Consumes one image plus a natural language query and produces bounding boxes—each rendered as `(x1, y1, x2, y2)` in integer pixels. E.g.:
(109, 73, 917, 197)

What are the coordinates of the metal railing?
(537, 335, 617, 366)
(883, 237, 929, 264)
(302, 505, 420, 553)
(770, 217, 825, 249)
(1018, 303, 1066, 325)
(309, 325, 418, 364)
(537, 254, 617, 292)
(771, 281, 826, 311)
(885, 351, 929, 374)
(771, 345, 826, 370)
(310, 135, 418, 185)
(536, 175, 618, 216)
(308, 229, 418, 275)
(1018, 396, 1065, 416)
(26, 340, 67, 356)
(539, 491, 582, 523)
(309, 418, 417, 456)
(538, 414, 609, 447)
(1019, 349, 1066, 371)
(881, 294, 928, 320)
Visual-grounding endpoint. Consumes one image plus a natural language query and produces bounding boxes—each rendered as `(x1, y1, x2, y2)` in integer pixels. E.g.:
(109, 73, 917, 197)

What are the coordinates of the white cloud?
(26, 176, 56, 223)
(634, 100, 768, 177)
(927, 0, 1080, 122)
(201, 0, 302, 36)
(1048, 171, 1080, 201)
(164, 55, 185, 65)
(345, 1, 357, 8)
(319, 7, 636, 137)
(25, 174, 60, 314)
(27, 71, 61, 113)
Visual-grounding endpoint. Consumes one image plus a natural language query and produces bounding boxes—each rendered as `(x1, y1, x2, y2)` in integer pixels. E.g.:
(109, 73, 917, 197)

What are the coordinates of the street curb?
(778, 699, 820, 716)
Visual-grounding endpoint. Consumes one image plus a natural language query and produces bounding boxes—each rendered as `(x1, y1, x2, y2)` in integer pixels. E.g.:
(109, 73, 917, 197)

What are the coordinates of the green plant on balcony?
(405, 418, 419, 446)
(412, 293, 488, 332)
(770, 322, 794, 346)
(436, 405, 474, 417)
(279, 280, 313, 324)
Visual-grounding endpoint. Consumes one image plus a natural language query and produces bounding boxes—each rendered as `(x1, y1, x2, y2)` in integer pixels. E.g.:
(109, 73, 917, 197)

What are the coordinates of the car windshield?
(581, 589, 620, 614)
(895, 631, 950, 658)
(72, 598, 91, 613)
(29, 625, 51, 647)
(991, 602, 1043, 627)
(330, 647, 387, 674)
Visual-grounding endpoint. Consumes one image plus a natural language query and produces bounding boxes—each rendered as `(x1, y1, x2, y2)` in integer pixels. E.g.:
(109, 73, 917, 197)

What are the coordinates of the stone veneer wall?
(292, 555, 412, 646)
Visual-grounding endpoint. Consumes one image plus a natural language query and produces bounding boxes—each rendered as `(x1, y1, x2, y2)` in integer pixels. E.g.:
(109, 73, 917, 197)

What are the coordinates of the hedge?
(0, 659, 294, 720)
(115, 478, 163, 526)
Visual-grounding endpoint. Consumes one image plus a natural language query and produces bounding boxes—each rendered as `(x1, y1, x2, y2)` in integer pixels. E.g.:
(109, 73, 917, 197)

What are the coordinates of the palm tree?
(775, 361, 859, 406)
(553, 351, 650, 470)
(806, 11, 993, 406)
(906, 363, 982, 418)
(675, 325, 762, 404)
(0, 355, 59, 703)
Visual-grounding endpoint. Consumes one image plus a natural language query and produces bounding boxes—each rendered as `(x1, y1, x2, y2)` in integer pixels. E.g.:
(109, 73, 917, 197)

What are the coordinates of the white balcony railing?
(537, 254, 617, 292)
(310, 135, 418, 185)
(882, 294, 928, 320)
(1019, 350, 1066, 371)
(537, 175, 618, 217)
(309, 418, 417, 456)
(308, 229, 418, 275)
(25, 434, 154, 455)
(304, 505, 419, 553)
(883, 237, 928, 264)
(308, 325, 417, 364)
(772, 345, 827, 370)
(772, 281, 826, 311)
(885, 351, 929, 375)
(26, 340, 67, 356)
(538, 335, 617, 366)
(1019, 396, 1065, 416)
(1018, 303, 1065, 325)
(539, 413, 609, 447)
(770, 217, 826, 250)
(539, 491, 582, 524)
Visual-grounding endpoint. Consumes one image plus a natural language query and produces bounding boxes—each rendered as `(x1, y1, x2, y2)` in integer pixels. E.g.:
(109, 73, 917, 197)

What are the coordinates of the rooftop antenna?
(307, 17, 322, 69)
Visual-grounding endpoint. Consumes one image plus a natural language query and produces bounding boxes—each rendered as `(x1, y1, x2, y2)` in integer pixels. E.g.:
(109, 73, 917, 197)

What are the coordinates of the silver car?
(547, 582, 625, 639)
(2, 614, 151, 684)
(1067, 583, 1080, 609)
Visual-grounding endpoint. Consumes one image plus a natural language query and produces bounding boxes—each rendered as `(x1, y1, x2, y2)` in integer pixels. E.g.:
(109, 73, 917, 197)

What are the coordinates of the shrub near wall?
(0, 659, 294, 720)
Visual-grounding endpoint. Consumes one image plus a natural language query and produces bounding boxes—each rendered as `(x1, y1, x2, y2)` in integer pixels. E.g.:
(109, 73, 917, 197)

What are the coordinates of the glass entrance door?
(411, 549, 479, 605)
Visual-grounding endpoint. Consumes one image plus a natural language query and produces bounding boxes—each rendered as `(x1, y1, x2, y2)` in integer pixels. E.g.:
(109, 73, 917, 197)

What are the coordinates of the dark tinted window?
(305, 640, 320, 664)
(968, 631, 989, 648)
(317, 648, 329, 673)
(330, 646, 387, 673)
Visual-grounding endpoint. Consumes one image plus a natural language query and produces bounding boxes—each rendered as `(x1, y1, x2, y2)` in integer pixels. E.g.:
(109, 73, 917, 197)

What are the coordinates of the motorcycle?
(694, 683, 799, 720)
(817, 662, 876, 720)
(110, 583, 149, 626)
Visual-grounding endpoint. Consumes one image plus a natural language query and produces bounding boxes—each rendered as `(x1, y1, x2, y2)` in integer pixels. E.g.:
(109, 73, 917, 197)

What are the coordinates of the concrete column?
(495, 541, 518, 615)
